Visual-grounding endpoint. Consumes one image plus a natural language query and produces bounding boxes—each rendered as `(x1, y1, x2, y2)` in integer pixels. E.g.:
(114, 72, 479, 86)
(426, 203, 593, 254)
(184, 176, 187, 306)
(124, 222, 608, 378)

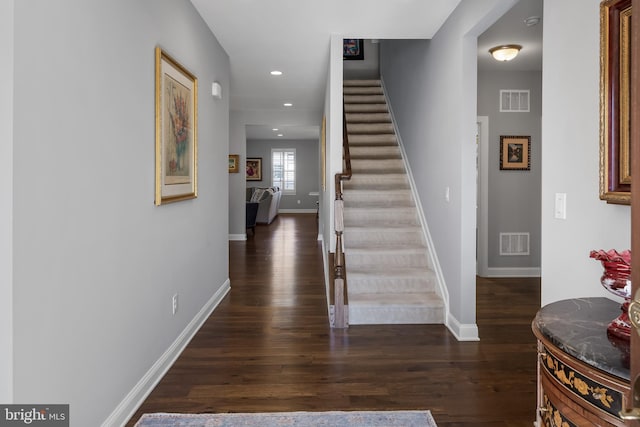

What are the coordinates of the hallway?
(127, 214, 540, 426)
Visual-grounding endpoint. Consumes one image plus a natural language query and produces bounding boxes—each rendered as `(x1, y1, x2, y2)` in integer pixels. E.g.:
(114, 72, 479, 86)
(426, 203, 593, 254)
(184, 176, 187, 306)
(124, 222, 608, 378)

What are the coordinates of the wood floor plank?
(126, 214, 540, 426)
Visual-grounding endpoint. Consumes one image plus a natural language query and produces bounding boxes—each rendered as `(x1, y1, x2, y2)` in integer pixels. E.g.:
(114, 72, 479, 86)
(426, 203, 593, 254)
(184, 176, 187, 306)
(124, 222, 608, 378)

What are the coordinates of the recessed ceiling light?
(277, 134, 284, 137)
(283, 103, 293, 107)
(270, 70, 283, 76)
(272, 128, 279, 131)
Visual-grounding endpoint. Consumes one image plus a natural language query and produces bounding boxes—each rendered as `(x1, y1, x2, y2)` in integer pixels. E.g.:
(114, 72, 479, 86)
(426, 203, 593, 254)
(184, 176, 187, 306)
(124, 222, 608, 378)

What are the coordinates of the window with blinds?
(272, 149, 296, 194)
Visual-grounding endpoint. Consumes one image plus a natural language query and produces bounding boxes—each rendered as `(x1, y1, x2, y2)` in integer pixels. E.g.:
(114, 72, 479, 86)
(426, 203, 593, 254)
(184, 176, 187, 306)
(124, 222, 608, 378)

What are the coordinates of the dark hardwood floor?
(127, 214, 541, 426)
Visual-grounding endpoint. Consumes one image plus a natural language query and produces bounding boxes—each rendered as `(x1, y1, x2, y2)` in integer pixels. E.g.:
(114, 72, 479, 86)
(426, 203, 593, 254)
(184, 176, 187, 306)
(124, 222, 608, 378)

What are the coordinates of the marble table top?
(532, 297, 630, 381)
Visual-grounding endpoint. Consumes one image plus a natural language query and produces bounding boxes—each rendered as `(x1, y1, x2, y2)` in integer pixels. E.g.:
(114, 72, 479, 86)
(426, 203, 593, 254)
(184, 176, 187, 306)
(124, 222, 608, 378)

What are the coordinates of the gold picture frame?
(600, 0, 632, 204)
(155, 46, 198, 205)
(229, 154, 240, 173)
(499, 136, 530, 171)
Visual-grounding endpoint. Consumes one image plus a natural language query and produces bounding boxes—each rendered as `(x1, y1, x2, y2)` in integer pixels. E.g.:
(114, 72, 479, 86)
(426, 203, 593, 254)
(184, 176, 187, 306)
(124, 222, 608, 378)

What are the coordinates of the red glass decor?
(589, 249, 632, 341)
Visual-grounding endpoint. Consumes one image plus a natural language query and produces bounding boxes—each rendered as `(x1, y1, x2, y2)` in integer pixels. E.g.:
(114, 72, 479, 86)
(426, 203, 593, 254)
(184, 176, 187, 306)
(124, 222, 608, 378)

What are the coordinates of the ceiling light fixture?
(489, 44, 522, 62)
(283, 103, 293, 107)
(524, 16, 541, 27)
(272, 128, 279, 131)
(270, 70, 283, 76)
(277, 134, 283, 137)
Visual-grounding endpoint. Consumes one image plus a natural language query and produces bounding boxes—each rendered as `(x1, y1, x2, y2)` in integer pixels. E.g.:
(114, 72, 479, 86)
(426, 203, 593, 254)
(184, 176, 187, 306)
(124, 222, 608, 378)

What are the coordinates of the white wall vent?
(500, 232, 530, 256)
(500, 90, 530, 112)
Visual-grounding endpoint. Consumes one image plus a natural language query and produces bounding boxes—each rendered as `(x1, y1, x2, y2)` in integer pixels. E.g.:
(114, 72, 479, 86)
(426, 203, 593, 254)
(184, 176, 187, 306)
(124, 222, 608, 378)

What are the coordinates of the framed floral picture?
(246, 158, 262, 181)
(155, 46, 198, 205)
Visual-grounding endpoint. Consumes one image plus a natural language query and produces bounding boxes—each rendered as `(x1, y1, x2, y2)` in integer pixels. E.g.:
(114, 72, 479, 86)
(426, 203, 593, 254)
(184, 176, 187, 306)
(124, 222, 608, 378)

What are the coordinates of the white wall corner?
(103, 280, 231, 427)
(446, 313, 480, 342)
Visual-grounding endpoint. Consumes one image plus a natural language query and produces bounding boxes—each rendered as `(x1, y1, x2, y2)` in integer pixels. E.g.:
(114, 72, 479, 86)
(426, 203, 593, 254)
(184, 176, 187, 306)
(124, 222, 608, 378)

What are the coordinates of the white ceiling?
(190, 0, 542, 141)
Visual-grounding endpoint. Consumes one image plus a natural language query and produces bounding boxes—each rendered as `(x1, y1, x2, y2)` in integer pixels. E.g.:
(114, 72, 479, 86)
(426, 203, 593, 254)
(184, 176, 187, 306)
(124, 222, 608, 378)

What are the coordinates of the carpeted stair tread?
(344, 86, 384, 96)
(343, 173, 409, 190)
(347, 123, 395, 134)
(350, 146, 401, 159)
(344, 79, 382, 87)
(343, 190, 415, 208)
(351, 159, 405, 174)
(346, 248, 430, 269)
(344, 94, 386, 104)
(343, 208, 419, 226)
(349, 292, 443, 307)
(347, 270, 437, 294)
(344, 226, 425, 248)
(346, 113, 391, 123)
(345, 103, 389, 114)
(348, 134, 398, 145)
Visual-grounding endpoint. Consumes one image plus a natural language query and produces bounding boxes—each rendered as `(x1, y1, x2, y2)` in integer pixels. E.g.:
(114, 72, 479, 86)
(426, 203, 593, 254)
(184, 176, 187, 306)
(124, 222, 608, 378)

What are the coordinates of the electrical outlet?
(172, 294, 178, 315)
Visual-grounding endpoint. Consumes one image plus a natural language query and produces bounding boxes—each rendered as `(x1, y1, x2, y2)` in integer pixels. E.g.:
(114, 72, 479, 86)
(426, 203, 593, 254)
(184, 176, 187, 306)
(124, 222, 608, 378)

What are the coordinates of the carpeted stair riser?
(343, 189, 414, 208)
(343, 86, 384, 96)
(348, 295, 444, 325)
(343, 208, 419, 226)
(344, 226, 425, 248)
(346, 113, 391, 123)
(347, 123, 395, 134)
(348, 134, 398, 146)
(343, 174, 409, 190)
(350, 146, 401, 159)
(347, 270, 436, 294)
(344, 79, 382, 86)
(346, 248, 429, 269)
(345, 103, 388, 114)
(344, 94, 386, 104)
(351, 159, 405, 174)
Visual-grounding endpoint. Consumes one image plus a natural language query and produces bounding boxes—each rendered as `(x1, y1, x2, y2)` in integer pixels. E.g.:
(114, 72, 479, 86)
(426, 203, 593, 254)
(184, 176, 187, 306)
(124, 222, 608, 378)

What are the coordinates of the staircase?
(342, 79, 444, 325)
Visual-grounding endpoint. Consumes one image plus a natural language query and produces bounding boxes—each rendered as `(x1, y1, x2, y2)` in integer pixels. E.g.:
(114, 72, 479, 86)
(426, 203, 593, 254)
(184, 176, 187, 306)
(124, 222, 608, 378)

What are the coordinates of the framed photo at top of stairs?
(343, 39, 364, 60)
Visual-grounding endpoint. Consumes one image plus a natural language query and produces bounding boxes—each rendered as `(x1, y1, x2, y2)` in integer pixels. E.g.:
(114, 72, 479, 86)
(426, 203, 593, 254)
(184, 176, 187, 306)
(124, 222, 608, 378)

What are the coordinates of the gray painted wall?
(247, 139, 320, 210)
(478, 70, 541, 270)
(343, 39, 380, 80)
(379, 0, 518, 336)
(12, 0, 230, 424)
(541, 0, 630, 305)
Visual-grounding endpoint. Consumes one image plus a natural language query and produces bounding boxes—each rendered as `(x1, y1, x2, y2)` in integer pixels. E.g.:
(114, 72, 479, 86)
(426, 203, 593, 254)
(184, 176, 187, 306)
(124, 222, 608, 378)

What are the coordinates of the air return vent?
(500, 232, 530, 256)
(500, 90, 530, 112)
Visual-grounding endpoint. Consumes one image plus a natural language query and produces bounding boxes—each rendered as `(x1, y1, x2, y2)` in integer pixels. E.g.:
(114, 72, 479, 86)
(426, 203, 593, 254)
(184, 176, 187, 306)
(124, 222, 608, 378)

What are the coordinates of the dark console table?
(532, 298, 630, 426)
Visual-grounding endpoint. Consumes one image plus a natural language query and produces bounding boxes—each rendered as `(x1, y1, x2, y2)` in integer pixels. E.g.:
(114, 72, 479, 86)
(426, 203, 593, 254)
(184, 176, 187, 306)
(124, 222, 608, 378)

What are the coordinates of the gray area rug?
(134, 410, 438, 426)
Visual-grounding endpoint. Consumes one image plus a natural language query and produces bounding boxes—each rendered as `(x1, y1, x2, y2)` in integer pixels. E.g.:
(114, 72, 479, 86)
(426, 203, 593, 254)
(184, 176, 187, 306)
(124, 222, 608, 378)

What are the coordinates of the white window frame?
(271, 148, 296, 195)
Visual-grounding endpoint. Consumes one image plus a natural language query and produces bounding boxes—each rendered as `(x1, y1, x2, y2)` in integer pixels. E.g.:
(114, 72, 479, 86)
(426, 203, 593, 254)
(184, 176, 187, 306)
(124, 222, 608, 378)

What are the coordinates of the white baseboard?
(446, 313, 479, 341)
(278, 209, 317, 214)
(228, 234, 247, 241)
(317, 233, 323, 242)
(103, 280, 231, 427)
(482, 267, 541, 278)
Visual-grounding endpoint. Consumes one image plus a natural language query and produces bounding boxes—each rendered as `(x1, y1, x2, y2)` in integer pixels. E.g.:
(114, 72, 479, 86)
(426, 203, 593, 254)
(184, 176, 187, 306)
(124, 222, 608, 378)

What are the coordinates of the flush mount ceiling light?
(270, 70, 283, 76)
(489, 44, 522, 62)
(283, 103, 293, 107)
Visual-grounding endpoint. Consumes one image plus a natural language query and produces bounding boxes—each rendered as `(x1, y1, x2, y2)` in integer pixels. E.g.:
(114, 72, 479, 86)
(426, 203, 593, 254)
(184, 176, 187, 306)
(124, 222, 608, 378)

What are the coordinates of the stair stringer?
(380, 78, 479, 341)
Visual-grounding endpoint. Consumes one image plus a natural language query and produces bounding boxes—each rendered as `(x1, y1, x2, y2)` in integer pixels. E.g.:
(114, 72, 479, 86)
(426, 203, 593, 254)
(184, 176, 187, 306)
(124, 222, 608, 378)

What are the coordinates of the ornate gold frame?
(600, 0, 632, 204)
(155, 46, 198, 205)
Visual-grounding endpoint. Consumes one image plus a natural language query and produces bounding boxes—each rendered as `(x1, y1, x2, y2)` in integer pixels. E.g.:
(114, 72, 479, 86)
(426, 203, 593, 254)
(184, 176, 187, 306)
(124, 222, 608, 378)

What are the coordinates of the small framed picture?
(228, 154, 240, 173)
(343, 39, 364, 60)
(246, 158, 262, 181)
(500, 136, 530, 171)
